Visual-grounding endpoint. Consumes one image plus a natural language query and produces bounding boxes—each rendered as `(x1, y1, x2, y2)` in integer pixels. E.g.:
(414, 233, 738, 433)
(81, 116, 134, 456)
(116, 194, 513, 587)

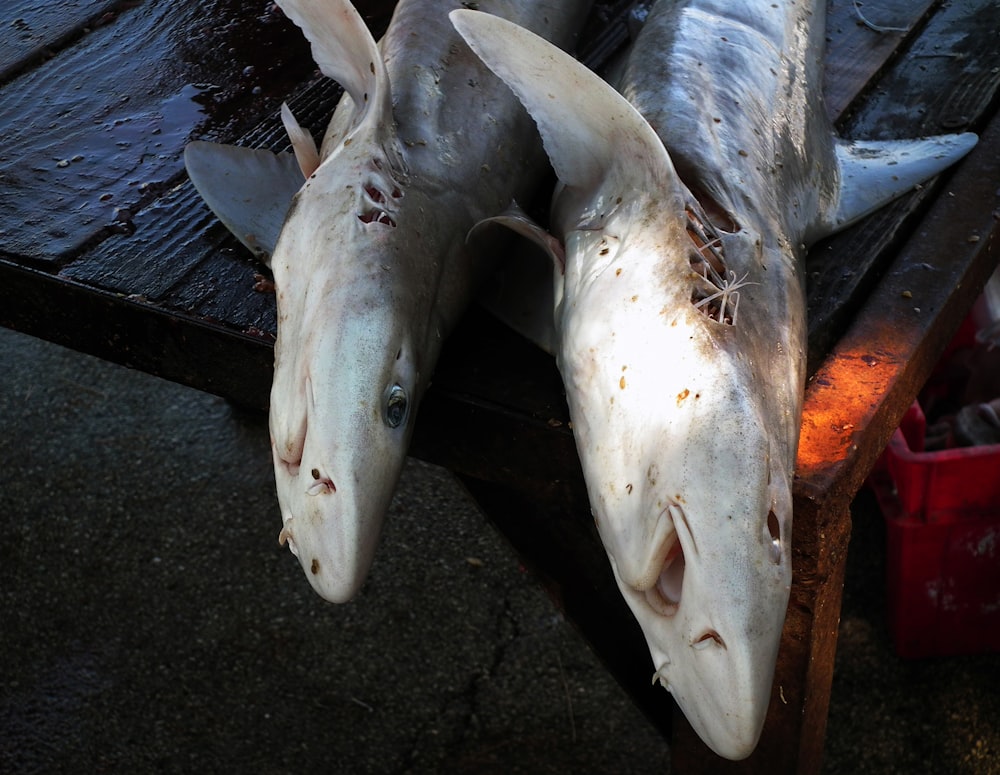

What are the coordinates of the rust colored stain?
(797, 317, 907, 481)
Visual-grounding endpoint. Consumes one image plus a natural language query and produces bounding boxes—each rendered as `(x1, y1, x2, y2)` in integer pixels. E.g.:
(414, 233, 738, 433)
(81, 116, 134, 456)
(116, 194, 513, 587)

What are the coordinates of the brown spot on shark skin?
(311, 558, 320, 575)
(677, 388, 690, 406)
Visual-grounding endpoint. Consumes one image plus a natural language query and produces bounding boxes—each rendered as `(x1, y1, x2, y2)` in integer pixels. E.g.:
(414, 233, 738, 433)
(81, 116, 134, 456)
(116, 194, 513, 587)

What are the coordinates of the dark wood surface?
(2, 1, 998, 772)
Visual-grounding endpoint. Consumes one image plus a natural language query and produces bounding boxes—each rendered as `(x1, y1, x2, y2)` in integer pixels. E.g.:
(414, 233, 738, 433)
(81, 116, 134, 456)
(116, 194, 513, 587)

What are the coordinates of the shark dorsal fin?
(450, 9, 678, 204)
(821, 133, 978, 237)
(276, 0, 391, 142)
(185, 1, 399, 266)
(184, 142, 304, 265)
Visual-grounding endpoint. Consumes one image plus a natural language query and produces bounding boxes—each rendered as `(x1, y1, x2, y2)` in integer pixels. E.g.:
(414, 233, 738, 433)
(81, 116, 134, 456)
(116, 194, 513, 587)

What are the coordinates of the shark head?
(263, 42, 437, 597)
(269, 290, 419, 602)
(263, 0, 431, 602)
(268, 171, 421, 600)
(557, 207, 794, 761)
(187, 0, 428, 603)
(452, 8, 798, 758)
(567, 246, 794, 758)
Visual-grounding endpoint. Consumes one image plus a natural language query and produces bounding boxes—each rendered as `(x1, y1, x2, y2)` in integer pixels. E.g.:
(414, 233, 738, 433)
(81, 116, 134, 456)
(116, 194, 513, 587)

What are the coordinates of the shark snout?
(670, 635, 774, 761)
(273, 468, 373, 603)
(269, 412, 375, 602)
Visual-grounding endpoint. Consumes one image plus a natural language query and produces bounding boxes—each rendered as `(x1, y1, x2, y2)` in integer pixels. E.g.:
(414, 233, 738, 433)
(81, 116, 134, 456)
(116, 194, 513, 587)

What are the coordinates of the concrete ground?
(1, 325, 997, 774)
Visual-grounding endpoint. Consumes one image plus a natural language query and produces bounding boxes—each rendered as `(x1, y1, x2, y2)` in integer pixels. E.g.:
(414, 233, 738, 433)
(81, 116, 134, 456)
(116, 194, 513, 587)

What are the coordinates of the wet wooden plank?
(823, 0, 938, 121)
(806, 0, 1000, 371)
(0, 0, 315, 266)
(59, 77, 343, 325)
(58, 1, 629, 339)
(0, 0, 118, 84)
(0, 261, 274, 409)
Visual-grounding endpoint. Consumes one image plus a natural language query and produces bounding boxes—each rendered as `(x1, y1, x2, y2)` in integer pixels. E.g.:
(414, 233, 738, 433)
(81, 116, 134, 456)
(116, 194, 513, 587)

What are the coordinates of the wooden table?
(2, 1, 998, 772)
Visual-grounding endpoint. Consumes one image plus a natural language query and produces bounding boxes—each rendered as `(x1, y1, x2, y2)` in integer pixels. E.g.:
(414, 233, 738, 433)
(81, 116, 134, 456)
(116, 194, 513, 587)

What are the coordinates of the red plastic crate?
(870, 401, 1000, 658)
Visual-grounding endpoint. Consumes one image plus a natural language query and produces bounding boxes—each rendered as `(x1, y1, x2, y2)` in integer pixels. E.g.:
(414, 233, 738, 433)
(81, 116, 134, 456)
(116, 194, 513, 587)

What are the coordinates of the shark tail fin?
(450, 9, 677, 200)
(822, 133, 978, 236)
(275, 0, 391, 144)
(184, 142, 304, 265)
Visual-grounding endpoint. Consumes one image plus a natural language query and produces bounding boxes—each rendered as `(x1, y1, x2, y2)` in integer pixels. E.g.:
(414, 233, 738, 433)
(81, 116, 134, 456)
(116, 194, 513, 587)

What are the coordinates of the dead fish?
(451, 1, 976, 758)
(184, 0, 592, 602)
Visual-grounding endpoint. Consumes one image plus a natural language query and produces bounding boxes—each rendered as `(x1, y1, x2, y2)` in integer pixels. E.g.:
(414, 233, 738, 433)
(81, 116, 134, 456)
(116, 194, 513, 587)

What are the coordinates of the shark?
(184, 0, 592, 603)
(451, 1, 977, 759)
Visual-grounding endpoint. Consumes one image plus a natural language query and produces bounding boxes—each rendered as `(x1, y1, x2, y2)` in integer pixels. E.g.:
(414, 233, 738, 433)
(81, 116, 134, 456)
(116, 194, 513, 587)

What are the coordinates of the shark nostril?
(692, 630, 726, 650)
(306, 467, 336, 495)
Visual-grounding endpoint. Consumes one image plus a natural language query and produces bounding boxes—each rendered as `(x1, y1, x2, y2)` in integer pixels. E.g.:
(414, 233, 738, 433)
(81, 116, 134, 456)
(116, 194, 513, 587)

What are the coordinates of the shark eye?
(384, 384, 409, 428)
(767, 509, 782, 564)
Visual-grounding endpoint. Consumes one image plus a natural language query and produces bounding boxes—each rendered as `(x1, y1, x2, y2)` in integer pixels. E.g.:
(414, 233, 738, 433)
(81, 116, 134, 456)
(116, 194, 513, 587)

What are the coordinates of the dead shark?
(451, 2, 976, 759)
(185, 0, 591, 602)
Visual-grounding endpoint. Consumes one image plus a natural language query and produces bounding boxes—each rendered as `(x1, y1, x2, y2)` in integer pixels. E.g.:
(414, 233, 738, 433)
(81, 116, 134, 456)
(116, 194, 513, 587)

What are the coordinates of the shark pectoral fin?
(470, 203, 565, 273)
(184, 141, 304, 265)
(470, 205, 560, 354)
(280, 103, 320, 178)
(825, 132, 979, 234)
(276, 0, 390, 140)
(450, 9, 677, 199)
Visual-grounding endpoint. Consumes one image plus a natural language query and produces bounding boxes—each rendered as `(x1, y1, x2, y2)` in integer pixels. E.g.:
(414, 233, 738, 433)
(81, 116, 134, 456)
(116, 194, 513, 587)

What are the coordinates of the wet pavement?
(1, 325, 998, 774)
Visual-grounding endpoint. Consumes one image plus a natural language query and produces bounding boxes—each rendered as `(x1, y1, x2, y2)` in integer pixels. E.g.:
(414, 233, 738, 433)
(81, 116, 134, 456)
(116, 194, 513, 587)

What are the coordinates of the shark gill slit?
(686, 204, 748, 326)
(358, 159, 403, 227)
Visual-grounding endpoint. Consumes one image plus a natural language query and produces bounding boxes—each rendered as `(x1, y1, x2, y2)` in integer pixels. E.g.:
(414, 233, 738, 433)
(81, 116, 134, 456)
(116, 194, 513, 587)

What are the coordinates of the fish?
(451, 1, 976, 759)
(184, 0, 592, 603)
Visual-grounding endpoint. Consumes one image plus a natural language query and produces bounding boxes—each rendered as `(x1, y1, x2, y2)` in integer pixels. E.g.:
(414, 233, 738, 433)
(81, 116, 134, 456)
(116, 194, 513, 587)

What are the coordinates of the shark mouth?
(641, 501, 693, 617)
(644, 537, 685, 617)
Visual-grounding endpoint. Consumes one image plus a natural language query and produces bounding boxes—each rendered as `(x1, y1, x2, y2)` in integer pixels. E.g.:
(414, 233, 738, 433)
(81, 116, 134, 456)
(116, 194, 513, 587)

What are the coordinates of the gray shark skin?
(451, 1, 976, 759)
(185, 0, 592, 603)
